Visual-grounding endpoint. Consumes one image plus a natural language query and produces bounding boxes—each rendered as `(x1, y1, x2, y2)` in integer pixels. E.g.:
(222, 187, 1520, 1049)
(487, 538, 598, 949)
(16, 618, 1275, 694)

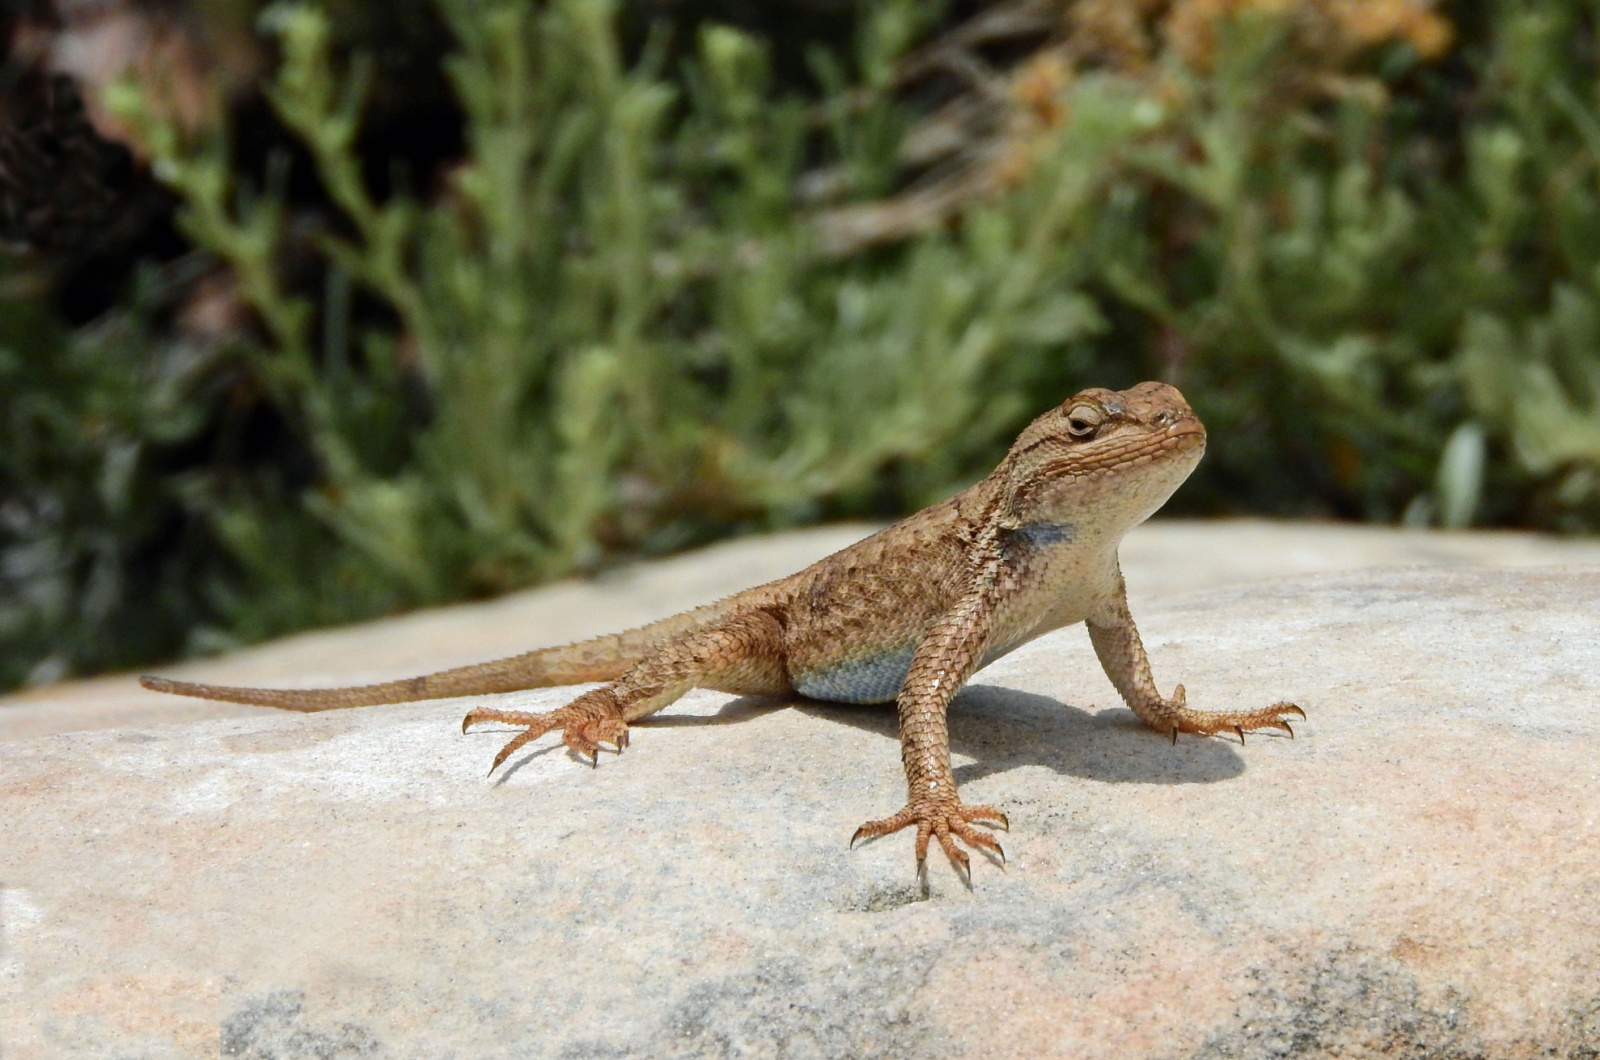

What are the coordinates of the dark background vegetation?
(2, 0, 1598, 690)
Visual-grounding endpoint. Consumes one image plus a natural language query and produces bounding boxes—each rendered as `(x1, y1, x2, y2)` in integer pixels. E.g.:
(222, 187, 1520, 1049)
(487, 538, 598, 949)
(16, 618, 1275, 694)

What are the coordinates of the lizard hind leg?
(463, 688, 629, 772)
(463, 608, 790, 773)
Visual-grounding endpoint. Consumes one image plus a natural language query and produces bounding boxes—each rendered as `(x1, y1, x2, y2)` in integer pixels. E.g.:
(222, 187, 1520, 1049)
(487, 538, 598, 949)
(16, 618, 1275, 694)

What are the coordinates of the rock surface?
(3, 521, 1599, 1057)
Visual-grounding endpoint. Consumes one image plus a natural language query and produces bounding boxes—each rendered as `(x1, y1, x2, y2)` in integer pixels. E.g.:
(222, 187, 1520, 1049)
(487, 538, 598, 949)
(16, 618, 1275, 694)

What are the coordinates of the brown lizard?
(142, 381, 1302, 876)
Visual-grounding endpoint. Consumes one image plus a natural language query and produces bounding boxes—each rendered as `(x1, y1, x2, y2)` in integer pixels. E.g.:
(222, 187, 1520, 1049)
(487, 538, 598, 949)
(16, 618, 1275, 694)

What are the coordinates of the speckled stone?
(2, 529, 1599, 1057)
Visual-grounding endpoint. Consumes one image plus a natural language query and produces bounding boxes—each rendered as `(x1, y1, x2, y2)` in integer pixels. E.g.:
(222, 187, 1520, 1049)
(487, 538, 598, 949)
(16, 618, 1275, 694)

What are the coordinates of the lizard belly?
(791, 638, 1027, 704)
(791, 644, 916, 704)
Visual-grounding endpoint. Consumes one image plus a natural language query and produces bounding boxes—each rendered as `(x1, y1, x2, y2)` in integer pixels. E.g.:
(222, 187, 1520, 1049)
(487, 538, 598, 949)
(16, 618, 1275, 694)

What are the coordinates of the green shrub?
(0, 262, 219, 685)
(3, 0, 1599, 689)
(95, 0, 1115, 652)
(1116, 1, 1600, 529)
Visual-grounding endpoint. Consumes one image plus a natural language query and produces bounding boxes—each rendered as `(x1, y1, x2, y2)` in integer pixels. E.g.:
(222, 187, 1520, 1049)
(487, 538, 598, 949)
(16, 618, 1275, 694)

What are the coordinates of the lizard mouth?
(1133, 418, 1206, 473)
(1166, 420, 1206, 447)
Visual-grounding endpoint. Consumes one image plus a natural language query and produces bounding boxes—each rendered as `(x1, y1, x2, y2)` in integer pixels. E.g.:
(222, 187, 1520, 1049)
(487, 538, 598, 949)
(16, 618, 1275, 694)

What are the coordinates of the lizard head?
(997, 381, 1206, 534)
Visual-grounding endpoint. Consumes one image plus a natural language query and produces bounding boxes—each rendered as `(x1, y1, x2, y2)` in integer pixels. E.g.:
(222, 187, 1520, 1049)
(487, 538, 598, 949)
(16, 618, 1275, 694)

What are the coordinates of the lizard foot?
(850, 797, 1009, 878)
(1159, 684, 1306, 745)
(462, 691, 629, 772)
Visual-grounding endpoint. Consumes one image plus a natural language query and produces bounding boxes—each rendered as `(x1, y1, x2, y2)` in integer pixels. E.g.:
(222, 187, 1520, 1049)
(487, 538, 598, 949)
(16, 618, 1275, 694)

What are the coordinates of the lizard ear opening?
(996, 463, 1045, 530)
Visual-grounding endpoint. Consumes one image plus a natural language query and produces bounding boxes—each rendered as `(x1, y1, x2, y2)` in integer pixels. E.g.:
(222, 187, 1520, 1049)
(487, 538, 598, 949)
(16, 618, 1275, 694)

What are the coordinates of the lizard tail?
(139, 600, 734, 712)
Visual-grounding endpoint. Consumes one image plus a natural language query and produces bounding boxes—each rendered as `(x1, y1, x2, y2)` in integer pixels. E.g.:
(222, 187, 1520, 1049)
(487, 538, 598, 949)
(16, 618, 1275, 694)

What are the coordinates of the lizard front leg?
(851, 583, 1009, 878)
(463, 609, 788, 771)
(1086, 566, 1303, 743)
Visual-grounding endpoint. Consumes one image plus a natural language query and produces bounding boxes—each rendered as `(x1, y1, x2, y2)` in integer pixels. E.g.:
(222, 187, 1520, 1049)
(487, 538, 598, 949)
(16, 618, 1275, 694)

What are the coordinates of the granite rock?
(2, 525, 1599, 1057)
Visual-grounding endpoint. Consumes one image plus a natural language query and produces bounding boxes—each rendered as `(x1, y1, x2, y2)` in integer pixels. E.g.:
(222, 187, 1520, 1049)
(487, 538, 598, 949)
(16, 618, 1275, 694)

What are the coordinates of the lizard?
(141, 381, 1303, 877)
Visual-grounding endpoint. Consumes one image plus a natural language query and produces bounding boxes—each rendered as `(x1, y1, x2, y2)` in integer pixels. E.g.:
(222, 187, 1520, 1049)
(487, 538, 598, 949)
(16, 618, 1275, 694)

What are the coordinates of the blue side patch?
(793, 645, 916, 704)
(1013, 520, 1076, 547)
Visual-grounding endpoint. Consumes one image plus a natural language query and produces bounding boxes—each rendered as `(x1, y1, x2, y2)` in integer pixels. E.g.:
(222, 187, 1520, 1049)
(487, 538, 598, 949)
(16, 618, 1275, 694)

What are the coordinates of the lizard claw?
(851, 798, 1009, 877)
(462, 698, 630, 774)
(572, 716, 630, 761)
(1162, 700, 1306, 743)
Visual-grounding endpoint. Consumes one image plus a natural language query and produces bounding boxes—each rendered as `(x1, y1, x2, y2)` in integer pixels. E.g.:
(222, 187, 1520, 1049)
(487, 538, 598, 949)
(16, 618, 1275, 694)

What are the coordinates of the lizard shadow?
(487, 698, 790, 784)
(789, 683, 1259, 786)
(488, 684, 1264, 786)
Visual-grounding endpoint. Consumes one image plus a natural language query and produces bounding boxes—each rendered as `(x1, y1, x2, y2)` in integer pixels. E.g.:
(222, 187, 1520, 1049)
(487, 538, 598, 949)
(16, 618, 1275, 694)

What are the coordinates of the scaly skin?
(142, 382, 1303, 878)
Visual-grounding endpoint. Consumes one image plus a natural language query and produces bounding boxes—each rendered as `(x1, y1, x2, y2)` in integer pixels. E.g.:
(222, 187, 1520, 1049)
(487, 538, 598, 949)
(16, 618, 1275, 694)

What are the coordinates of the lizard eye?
(1064, 403, 1104, 439)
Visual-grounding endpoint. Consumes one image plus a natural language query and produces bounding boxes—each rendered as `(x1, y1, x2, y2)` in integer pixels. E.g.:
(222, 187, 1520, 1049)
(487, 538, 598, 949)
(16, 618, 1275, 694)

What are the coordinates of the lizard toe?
(466, 689, 630, 772)
(957, 803, 1009, 831)
(562, 715, 631, 764)
(487, 723, 553, 774)
(462, 709, 563, 774)
(1170, 701, 1306, 741)
(462, 707, 548, 734)
(851, 797, 1010, 878)
(949, 819, 1005, 864)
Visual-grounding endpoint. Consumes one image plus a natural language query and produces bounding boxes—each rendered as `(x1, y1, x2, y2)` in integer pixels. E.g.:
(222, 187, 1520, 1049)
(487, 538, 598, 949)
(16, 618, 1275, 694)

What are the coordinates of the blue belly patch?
(793, 645, 916, 704)
(1013, 520, 1076, 547)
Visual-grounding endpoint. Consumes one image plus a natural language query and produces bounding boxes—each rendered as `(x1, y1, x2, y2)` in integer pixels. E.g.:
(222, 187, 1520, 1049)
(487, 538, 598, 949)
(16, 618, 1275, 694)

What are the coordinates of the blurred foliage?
(3, 0, 1600, 688)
